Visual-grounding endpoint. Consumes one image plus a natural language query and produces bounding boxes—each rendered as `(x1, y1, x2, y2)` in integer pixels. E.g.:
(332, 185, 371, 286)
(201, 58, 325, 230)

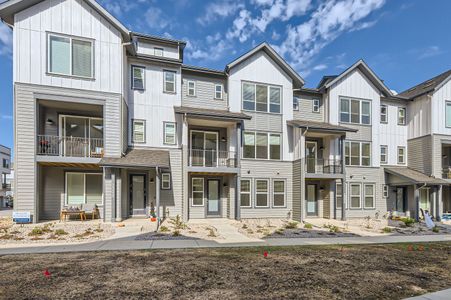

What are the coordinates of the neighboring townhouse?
(0, 145, 11, 207)
(0, 0, 448, 223)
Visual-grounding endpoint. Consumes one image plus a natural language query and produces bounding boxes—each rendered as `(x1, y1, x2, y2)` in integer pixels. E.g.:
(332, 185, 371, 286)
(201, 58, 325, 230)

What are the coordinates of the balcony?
(305, 158, 343, 175)
(37, 135, 104, 158)
(189, 149, 237, 168)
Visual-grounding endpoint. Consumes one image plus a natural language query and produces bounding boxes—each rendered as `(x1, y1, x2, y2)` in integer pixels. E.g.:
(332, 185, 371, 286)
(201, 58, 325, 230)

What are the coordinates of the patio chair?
(82, 204, 99, 220)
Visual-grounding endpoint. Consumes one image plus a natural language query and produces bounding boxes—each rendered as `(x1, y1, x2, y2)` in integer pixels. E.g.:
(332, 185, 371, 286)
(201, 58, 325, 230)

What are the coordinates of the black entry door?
(130, 174, 147, 215)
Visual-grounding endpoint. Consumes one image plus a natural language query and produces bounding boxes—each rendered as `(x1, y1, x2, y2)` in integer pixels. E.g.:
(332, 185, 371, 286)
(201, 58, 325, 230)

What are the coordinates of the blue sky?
(1, 0, 451, 155)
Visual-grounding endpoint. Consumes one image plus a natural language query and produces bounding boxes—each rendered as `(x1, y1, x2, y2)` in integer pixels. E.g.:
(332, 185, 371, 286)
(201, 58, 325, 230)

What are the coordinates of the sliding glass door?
(59, 115, 103, 157)
(190, 130, 218, 167)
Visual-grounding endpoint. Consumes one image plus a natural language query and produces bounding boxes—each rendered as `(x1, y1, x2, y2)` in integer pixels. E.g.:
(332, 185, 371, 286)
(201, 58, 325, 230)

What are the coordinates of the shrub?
(172, 229, 181, 237)
(28, 227, 44, 236)
(400, 217, 415, 227)
(207, 227, 217, 237)
(285, 221, 298, 229)
(241, 224, 248, 229)
(325, 224, 341, 233)
(432, 226, 440, 233)
(382, 227, 392, 233)
(173, 215, 187, 230)
(54, 229, 68, 235)
(159, 226, 170, 232)
(304, 223, 313, 229)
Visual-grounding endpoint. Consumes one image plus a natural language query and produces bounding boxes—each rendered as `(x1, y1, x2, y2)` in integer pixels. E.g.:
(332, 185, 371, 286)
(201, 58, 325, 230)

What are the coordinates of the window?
(345, 141, 371, 166)
(240, 179, 251, 207)
(383, 184, 389, 198)
(312, 99, 320, 113)
(293, 97, 299, 111)
(397, 146, 406, 164)
(187, 80, 196, 96)
(350, 183, 361, 209)
(48, 34, 93, 78)
(132, 66, 145, 90)
(154, 47, 164, 56)
(161, 173, 171, 190)
(66, 173, 102, 206)
(364, 184, 375, 209)
(242, 82, 281, 113)
(164, 122, 176, 145)
(398, 107, 406, 125)
(164, 71, 176, 93)
(2, 159, 9, 169)
(214, 84, 223, 99)
(132, 120, 145, 143)
(191, 178, 204, 206)
(272, 180, 286, 207)
(380, 105, 388, 123)
(243, 132, 281, 160)
(380, 145, 388, 164)
(446, 102, 451, 127)
(255, 179, 269, 207)
(339, 98, 371, 125)
(336, 183, 343, 209)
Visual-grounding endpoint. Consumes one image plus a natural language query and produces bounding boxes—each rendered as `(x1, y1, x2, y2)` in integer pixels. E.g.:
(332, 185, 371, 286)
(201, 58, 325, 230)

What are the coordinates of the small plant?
(0, 234, 14, 240)
(285, 221, 298, 229)
(172, 229, 181, 237)
(159, 226, 170, 232)
(382, 227, 393, 233)
(247, 229, 254, 234)
(54, 229, 68, 235)
(242, 224, 248, 229)
(304, 223, 313, 229)
(172, 215, 187, 230)
(400, 217, 415, 227)
(28, 227, 44, 236)
(207, 227, 217, 237)
(325, 224, 341, 233)
(364, 216, 373, 229)
(42, 223, 53, 233)
(432, 226, 440, 233)
(94, 224, 104, 233)
(275, 228, 284, 235)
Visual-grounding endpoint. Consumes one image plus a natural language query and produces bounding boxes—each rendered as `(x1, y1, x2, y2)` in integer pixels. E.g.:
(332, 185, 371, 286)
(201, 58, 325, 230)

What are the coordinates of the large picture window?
(66, 173, 102, 206)
(243, 132, 281, 160)
(345, 141, 371, 166)
(240, 179, 252, 207)
(48, 34, 93, 78)
(339, 98, 371, 125)
(242, 82, 281, 113)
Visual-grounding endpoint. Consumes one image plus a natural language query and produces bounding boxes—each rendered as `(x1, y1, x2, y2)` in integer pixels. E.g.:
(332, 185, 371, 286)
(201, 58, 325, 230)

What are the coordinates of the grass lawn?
(0, 242, 450, 299)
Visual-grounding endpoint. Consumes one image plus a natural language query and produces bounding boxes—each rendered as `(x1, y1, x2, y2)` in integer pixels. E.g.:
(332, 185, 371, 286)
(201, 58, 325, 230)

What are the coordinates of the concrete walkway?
(0, 233, 449, 255)
(405, 288, 451, 300)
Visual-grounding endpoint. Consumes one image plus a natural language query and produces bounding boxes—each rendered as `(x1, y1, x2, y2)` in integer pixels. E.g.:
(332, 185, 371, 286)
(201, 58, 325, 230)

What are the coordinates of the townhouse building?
(0, 145, 11, 207)
(0, 0, 449, 223)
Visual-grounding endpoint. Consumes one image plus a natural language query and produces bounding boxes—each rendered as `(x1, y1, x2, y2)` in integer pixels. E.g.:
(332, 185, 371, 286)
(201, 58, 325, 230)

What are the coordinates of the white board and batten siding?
(14, 0, 123, 94)
(407, 94, 431, 139)
(137, 41, 180, 60)
(431, 79, 451, 135)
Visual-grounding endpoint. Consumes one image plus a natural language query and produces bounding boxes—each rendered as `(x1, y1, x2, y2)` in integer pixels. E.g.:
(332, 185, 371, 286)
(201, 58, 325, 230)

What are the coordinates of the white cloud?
(274, 0, 385, 72)
(414, 46, 445, 60)
(185, 33, 233, 62)
(197, 0, 245, 26)
(145, 6, 172, 30)
(272, 30, 281, 40)
(98, 0, 137, 17)
(1, 114, 13, 120)
(226, 9, 253, 42)
(313, 64, 327, 71)
(0, 22, 12, 57)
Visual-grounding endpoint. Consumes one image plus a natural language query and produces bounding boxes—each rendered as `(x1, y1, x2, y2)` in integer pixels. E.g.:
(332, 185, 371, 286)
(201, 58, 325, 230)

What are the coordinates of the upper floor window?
(215, 84, 223, 100)
(2, 159, 9, 169)
(187, 80, 196, 96)
(132, 120, 146, 143)
(380, 145, 388, 164)
(446, 102, 451, 127)
(243, 131, 281, 160)
(132, 66, 145, 90)
(345, 141, 371, 166)
(293, 97, 299, 111)
(154, 47, 164, 56)
(380, 105, 387, 123)
(164, 122, 176, 145)
(48, 34, 93, 78)
(340, 98, 371, 125)
(398, 107, 406, 125)
(312, 99, 320, 113)
(242, 82, 281, 113)
(397, 146, 406, 164)
(164, 71, 176, 93)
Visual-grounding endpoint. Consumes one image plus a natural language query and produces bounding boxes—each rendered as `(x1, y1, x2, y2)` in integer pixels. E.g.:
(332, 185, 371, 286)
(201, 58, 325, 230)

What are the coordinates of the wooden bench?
(60, 210, 86, 222)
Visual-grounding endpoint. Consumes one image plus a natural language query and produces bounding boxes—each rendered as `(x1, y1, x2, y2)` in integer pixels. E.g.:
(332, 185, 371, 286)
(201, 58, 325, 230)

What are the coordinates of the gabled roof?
(385, 167, 448, 186)
(0, 0, 130, 41)
(322, 60, 393, 97)
(225, 42, 305, 88)
(316, 75, 338, 89)
(398, 69, 451, 100)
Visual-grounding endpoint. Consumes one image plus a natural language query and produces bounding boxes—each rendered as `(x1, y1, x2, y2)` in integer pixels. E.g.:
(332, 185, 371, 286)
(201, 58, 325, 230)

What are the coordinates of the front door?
(306, 184, 318, 216)
(396, 187, 406, 212)
(130, 174, 147, 216)
(207, 179, 220, 216)
(306, 141, 317, 173)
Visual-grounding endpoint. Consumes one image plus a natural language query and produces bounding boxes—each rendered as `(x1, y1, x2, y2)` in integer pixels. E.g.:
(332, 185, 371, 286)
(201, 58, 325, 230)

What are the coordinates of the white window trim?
(65, 172, 103, 206)
(398, 107, 406, 125)
(163, 70, 176, 93)
(293, 97, 299, 111)
(132, 119, 146, 144)
(382, 184, 389, 198)
(214, 84, 223, 100)
(380, 104, 388, 123)
(339, 97, 372, 125)
(164, 122, 177, 145)
(241, 81, 282, 114)
(312, 99, 320, 113)
(446, 101, 451, 128)
(349, 183, 362, 209)
(242, 131, 281, 160)
(272, 179, 286, 207)
(363, 183, 376, 209)
(397, 146, 406, 165)
(240, 178, 252, 208)
(191, 178, 204, 207)
(131, 65, 145, 90)
(255, 179, 270, 208)
(336, 182, 343, 209)
(47, 32, 94, 79)
(187, 80, 196, 97)
(161, 173, 171, 190)
(345, 141, 371, 167)
(154, 47, 164, 56)
(380, 145, 388, 164)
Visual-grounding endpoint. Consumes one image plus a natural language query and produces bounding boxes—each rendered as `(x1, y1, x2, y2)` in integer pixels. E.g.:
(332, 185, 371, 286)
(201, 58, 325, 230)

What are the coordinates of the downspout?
(155, 166, 161, 231)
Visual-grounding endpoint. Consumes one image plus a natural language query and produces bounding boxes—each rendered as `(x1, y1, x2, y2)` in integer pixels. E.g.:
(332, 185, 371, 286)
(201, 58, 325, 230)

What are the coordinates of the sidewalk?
(0, 233, 449, 255)
(405, 288, 451, 300)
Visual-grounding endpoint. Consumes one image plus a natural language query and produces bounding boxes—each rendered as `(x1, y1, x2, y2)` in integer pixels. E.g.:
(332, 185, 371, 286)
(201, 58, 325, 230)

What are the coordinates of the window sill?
(242, 109, 282, 116)
(132, 88, 145, 91)
(163, 91, 177, 95)
(46, 72, 95, 81)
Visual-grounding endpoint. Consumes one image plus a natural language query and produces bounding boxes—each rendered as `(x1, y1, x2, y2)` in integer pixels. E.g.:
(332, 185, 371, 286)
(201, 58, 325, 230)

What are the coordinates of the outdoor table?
(60, 210, 86, 222)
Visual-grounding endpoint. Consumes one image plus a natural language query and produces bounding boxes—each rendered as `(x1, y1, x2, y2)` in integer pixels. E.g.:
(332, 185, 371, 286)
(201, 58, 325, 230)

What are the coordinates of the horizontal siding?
(162, 149, 183, 217)
(39, 166, 63, 219)
(182, 75, 228, 110)
(243, 112, 283, 132)
(292, 159, 302, 221)
(343, 124, 372, 141)
(294, 94, 323, 122)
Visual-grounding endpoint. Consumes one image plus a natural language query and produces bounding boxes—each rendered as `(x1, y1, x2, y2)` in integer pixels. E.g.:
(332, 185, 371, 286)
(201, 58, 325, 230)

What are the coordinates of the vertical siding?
(137, 40, 179, 59)
(181, 74, 228, 110)
(407, 94, 431, 139)
(292, 159, 302, 221)
(431, 80, 451, 135)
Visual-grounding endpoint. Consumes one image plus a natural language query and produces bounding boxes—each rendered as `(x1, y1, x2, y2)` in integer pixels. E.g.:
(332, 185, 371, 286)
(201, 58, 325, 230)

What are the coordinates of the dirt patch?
(0, 242, 450, 299)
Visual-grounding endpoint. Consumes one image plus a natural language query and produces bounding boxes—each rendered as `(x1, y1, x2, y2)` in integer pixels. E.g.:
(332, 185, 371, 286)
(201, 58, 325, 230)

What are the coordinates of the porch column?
(340, 135, 347, 221)
(431, 187, 437, 220)
(414, 186, 420, 221)
(182, 115, 189, 222)
(115, 169, 122, 222)
(300, 130, 306, 221)
(437, 185, 443, 221)
(156, 167, 161, 225)
(235, 175, 241, 220)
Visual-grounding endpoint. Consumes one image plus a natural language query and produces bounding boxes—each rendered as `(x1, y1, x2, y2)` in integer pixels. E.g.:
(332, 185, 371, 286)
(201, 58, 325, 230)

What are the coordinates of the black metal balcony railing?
(305, 158, 343, 174)
(189, 149, 237, 168)
(1, 183, 11, 190)
(37, 135, 104, 158)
